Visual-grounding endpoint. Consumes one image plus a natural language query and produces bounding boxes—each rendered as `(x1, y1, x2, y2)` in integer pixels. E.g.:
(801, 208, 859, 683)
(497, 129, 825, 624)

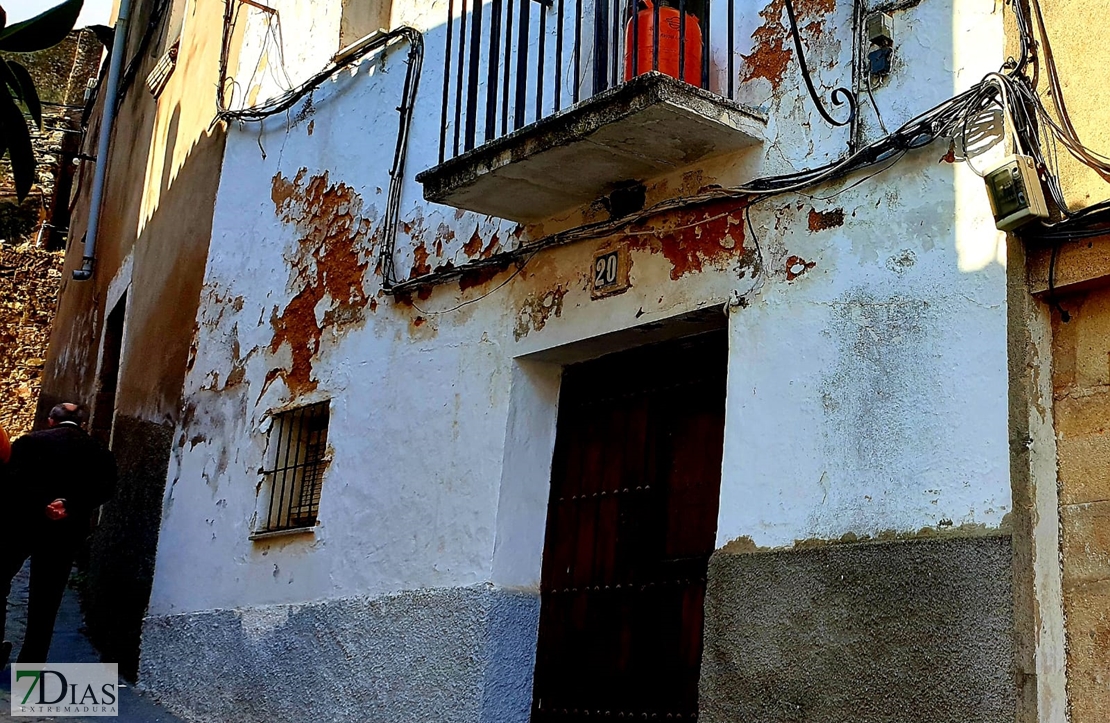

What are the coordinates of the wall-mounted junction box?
(866, 12, 894, 75)
(984, 154, 1049, 231)
(866, 12, 894, 46)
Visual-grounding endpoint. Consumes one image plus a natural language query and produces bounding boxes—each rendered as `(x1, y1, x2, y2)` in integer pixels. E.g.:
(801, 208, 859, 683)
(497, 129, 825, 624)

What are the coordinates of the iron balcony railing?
(437, 0, 743, 163)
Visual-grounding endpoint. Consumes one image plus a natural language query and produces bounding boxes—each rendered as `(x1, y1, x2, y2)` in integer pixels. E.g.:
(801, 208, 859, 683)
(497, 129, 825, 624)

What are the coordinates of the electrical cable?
(1027, 0, 1110, 181)
(864, 70, 889, 136)
(213, 11, 425, 290)
(391, 32, 1109, 298)
(1047, 241, 1071, 322)
(217, 24, 423, 123)
(408, 250, 539, 316)
(207, 0, 1109, 311)
(387, 82, 990, 295)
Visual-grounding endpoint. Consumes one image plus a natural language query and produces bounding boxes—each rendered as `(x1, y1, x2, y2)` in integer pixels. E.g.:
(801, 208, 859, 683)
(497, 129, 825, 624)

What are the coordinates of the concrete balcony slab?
(417, 73, 767, 223)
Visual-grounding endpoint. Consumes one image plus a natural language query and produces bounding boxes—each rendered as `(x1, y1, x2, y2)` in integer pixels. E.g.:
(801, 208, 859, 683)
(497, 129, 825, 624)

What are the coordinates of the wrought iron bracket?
(783, 0, 857, 128)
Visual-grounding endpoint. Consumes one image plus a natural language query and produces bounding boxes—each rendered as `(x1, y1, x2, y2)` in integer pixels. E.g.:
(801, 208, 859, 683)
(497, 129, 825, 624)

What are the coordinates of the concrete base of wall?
(699, 535, 1015, 723)
(140, 586, 540, 723)
(84, 415, 174, 680)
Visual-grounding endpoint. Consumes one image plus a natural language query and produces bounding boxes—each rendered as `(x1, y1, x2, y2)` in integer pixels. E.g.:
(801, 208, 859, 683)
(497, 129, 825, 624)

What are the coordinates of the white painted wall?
(148, 0, 1010, 615)
(716, 158, 1010, 549)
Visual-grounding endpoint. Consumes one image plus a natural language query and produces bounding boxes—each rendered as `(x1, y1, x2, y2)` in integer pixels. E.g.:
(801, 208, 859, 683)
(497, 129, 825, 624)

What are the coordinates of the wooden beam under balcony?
(417, 73, 766, 224)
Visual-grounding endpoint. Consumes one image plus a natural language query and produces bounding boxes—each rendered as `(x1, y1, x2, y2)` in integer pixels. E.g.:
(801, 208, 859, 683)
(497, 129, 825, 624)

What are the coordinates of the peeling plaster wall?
(143, 0, 1014, 718)
(716, 164, 1011, 550)
(38, 0, 233, 679)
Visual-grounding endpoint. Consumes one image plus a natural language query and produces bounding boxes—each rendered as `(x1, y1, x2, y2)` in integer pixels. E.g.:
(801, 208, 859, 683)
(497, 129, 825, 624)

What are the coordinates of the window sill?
(249, 526, 316, 542)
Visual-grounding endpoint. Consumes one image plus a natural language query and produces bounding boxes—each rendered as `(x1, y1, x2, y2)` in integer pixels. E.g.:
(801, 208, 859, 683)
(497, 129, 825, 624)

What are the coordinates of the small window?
(256, 402, 330, 535)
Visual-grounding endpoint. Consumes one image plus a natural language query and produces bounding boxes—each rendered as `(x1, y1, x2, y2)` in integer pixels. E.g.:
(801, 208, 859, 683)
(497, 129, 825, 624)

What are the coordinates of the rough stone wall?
(1050, 272, 1110, 723)
(700, 536, 1016, 723)
(0, 31, 99, 435)
(140, 586, 539, 723)
(0, 244, 63, 436)
(0, 29, 102, 245)
(1005, 0, 1110, 713)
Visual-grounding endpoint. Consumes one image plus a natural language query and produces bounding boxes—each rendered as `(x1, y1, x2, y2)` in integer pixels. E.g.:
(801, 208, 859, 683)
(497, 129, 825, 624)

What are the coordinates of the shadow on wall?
(90, 111, 226, 682)
(39, 96, 227, 680)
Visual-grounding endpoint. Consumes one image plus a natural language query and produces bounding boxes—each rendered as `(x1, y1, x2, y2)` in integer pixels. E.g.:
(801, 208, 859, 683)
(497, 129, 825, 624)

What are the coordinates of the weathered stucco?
(141, 586, 538, 723)
(700, 536, 1015, 723)
(136, 0, 1018, 718)
(37, 0, 233, 677)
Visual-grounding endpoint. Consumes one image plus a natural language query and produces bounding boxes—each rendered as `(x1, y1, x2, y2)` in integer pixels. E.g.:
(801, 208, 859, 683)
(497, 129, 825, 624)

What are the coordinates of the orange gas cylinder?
(624, 0, 702, 86)
(0, 422, 10, 465)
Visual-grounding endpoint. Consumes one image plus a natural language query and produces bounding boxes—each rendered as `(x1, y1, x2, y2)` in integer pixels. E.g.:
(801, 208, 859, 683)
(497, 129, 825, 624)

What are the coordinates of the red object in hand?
(0, 423, 9, 465)
(624, 0, 703, 86)
(45, 499, 68, 521)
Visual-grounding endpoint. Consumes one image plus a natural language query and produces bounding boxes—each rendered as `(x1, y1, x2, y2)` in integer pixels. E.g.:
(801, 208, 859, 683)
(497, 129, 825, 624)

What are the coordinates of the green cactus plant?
(0, 0, 84, 201)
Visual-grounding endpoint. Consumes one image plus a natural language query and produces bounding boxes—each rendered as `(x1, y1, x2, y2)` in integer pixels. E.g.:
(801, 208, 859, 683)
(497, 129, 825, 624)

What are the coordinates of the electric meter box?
(866, 12, 894, 45)
(984, 154, 1049, 231)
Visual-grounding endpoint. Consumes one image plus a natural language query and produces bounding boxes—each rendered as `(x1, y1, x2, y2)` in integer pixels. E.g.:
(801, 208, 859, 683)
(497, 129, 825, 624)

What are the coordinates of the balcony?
(417, 0, 767, 223)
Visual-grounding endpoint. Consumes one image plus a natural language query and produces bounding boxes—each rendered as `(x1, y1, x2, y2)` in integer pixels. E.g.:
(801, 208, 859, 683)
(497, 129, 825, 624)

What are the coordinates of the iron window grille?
(257, 401, 331, 534)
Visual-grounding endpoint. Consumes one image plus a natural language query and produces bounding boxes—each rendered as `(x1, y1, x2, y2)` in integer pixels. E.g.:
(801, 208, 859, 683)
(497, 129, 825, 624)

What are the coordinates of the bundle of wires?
(991, 0, 1110, 236)
(211, 9, 425, 290)
(387, 79, 1013, 294)
(208, 0, 1110, 295)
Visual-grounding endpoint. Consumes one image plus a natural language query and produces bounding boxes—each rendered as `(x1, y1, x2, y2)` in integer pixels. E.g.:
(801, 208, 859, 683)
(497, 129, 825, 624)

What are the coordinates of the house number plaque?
(590, 246, 631, 299)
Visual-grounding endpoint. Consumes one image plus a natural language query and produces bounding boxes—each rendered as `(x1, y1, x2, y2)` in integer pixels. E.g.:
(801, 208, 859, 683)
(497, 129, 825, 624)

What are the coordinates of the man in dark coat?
(1, 403, 117, 665)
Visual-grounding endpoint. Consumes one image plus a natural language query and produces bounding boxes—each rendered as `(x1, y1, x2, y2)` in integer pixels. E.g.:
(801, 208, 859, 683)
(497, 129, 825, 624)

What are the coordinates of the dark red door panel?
(532, 332, 727, 721)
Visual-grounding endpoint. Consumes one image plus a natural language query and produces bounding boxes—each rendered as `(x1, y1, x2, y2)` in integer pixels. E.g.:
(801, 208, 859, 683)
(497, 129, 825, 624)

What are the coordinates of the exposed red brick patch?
(462, 229, 484, 257)
(808, 207, 845, 232)
(412, 244, 432, 277)
(624, 198, 750, 280)
(795, 0, 835, 19)
(437, 223, 456, 245)
(939, 141, 957, 164)
(459, 259, 514, 293)
(514, 284, 569, 340)
(785, 255, 817, 281)
(742, 17, 792, 88)
(480, 232, 502, 259)
(269, 170, 373, 396)
(741, 0, 834, 89)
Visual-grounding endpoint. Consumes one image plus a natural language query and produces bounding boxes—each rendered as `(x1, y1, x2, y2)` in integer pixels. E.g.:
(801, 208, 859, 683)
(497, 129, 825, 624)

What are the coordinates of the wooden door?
(532, 331, 727, 721)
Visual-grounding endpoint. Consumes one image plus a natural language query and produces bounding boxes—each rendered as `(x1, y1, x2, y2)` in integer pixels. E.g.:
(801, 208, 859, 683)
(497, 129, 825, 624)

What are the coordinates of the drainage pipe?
(73, 0, 132, 281)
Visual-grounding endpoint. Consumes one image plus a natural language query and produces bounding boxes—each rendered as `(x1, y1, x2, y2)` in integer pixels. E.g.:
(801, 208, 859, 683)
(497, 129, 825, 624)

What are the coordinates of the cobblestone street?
(1, 564, 184, 723)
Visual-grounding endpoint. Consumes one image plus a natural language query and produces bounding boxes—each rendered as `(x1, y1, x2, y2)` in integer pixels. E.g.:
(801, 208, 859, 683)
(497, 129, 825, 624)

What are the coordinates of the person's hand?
(45, 499, 68, 521)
